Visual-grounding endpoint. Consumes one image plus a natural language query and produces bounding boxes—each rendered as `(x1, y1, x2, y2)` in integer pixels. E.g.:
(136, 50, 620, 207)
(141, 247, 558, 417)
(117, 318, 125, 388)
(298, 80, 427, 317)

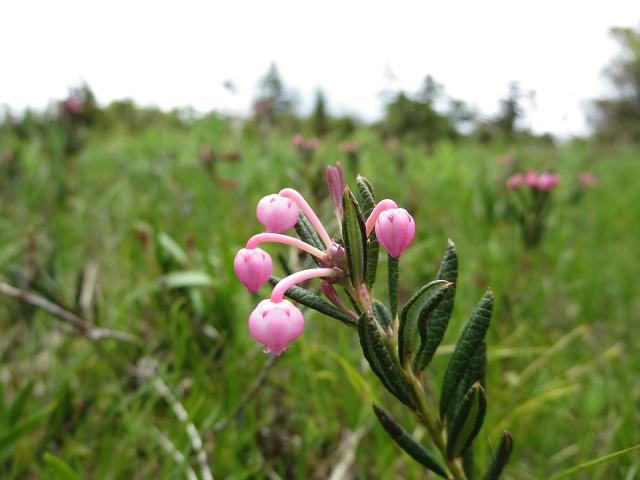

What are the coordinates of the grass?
(0, 116, 639, 478)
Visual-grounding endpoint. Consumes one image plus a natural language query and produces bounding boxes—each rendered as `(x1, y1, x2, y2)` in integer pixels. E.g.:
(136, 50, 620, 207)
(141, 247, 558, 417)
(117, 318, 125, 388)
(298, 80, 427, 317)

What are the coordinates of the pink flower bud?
(234, 248, 273, 293)
(506, 173, 524, 190)
(306, 138, 321, 151)
(248, 299, 304, 355)
(374, 208, 416, 258)
(536, 173, 559, 191)
(524, 171, 539, 188)
(256, 194, 299, 233)
(326, 162, 345, 219)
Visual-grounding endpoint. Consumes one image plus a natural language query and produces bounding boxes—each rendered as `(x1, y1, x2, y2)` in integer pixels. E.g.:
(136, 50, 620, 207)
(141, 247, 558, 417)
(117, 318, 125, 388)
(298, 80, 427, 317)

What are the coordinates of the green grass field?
(1, 116, 639, 479)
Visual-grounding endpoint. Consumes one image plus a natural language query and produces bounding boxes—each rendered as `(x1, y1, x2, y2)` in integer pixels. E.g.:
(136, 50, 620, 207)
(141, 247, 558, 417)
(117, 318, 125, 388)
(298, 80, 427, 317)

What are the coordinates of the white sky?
(1, 1, 638, 136)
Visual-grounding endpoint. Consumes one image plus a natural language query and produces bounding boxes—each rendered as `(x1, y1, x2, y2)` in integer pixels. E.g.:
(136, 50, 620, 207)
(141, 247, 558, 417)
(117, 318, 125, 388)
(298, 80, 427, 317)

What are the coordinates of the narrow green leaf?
(0, 402, 57, 455)
(447, 342, 487, 422)
(356, 175, 376, 214)
(414, 240, 459, 371)
(295, 212, 324, 252)
(373, 300, 393, 330)
(341, 187, 367, 287)
(44, 452, 82, 480)
(482, 432, 513, 480)
(270, 277, 356, 327)
(8, 382, 34, 425)
(398, 280, 451, 367)
(462, 446, 475, 480)
(344, 288, 363, 316)
(157, 231, 189, 266)
(159, 271, 215, 289)
(372, 404, 448, 478)
(447, 382, 487, 459)
(440, 290, 493, 418)
(388, 254, 400, 319)
(358, 312, 414, 407)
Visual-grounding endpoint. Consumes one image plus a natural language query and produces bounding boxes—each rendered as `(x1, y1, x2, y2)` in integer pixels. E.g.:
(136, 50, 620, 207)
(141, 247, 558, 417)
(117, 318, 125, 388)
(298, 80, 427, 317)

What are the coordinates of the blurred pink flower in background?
(537, 173, 560, 191)
(524, 171, 539, 187)
(292, 134, 305, 148)
(306, 137, 321, 151)
(386, 137, 400, 151)
(498, 153, 514, 166)
(579, 171, 598, 187)
(61, 96, 84, 115)
(507, 173, 524, 190)
(341, 142, 358, 154)
(326, 162, 346, 219)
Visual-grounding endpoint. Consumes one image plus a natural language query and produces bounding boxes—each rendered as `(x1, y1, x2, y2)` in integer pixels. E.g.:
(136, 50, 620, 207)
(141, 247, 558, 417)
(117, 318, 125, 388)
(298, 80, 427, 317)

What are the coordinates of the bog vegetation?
(0, 23, 639, 480)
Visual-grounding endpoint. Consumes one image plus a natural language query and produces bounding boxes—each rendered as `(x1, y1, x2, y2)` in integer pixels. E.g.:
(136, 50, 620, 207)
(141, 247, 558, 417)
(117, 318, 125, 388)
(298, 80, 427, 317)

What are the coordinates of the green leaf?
(295, 212, 324, 252)
(388, 254, 400, 319)
(159, 271, 215, 289)
(447, 342, 487, 422)
(373, 300, 393, 330)
(157, 231, 188, 266)
(357, 175, 379, 287)
(372, 404, 447, 478)
(398, 280, 451, 367)
(482, 432, 513, 480)
(356, 175, 376, 215)
(440, 290, 493, 419)
(447, 382, 487, 459)
(270, 277, 357, 327)
(358, 312, 414, 407)
(341, 187, 367, 287)
(0, 402, 57, 456)
(462, 445, 475, 480)
(414, 240, 459, 371)
(44, 452, 82, 480)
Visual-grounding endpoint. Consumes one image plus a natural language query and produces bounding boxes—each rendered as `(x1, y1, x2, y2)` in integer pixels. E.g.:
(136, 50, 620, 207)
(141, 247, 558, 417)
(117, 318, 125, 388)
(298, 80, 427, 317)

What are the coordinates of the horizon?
(1, 1, 639, 137)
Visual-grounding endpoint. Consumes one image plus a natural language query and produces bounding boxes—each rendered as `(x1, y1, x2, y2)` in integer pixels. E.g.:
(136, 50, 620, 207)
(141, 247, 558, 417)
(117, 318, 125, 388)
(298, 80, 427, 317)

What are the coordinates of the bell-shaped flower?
(234, 248, 273, 293)
(248, 299, 304, 355)
(256, 194, 299, 233)
(375, 208, 416, 258)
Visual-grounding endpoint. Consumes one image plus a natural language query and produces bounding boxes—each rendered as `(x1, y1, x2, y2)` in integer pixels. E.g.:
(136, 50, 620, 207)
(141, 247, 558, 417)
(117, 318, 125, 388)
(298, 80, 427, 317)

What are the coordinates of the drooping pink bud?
(524, 171, 539, 188)
(326, 162, 345, 219)
(536, 173, 559, 191)
(506, 173, 524, 190)
(256, 194, 299, 233)
(248, 299, 304, 355)
(578, 171, 597, 187)
(234, 248, 273, 293)
(374, 208, 416, 258)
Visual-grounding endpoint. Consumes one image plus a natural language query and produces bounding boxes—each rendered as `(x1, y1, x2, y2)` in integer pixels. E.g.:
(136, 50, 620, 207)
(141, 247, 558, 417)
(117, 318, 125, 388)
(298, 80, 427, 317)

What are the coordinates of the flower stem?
(246, 233, 326, 260)
(279, 188, 333, 248)
(271, 268, 337, 303)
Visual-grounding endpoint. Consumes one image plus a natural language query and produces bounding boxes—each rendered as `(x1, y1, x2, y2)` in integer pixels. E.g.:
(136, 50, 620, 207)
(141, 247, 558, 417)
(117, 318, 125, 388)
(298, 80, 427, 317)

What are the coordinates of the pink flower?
(375, 208, 416, 258)
(507, 173, 524, 190)
(256, 194, 299, 233)
(292, 134, 305, 148)
(234, 248, 273, 293)
(498, 154, 514, 166)
(579, 172, 598, 187)
(524, 171, 539, 188)
(326, 162, 345, 219)
(306, 138, 321, 151)
(386, 137, 400, 151)
(248, 299, 304, 355)
(341, 142, 358, 154)
(537, 173, 559, 191)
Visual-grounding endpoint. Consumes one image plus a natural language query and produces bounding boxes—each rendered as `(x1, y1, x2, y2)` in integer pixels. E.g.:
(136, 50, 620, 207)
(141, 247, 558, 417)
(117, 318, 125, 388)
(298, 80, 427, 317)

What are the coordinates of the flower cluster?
(234, 177, 415, 355)
(507, 170, 560, 191)
(292, 134, 321, 152)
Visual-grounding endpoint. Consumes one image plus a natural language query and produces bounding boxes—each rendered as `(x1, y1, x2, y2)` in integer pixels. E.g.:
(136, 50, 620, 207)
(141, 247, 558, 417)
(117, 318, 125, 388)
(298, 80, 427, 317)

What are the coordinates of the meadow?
(0, 113, 639, 479)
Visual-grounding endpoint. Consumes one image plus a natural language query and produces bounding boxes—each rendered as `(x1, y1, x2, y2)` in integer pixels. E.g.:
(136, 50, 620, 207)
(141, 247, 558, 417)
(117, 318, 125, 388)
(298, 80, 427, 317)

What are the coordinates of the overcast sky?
(1, 1, 638, 136)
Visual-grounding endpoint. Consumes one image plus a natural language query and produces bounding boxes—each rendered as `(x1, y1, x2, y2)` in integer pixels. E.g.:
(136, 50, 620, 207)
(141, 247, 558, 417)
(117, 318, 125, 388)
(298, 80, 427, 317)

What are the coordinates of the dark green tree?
(310, 90, 329, 137)
(591, 24, 640, 143)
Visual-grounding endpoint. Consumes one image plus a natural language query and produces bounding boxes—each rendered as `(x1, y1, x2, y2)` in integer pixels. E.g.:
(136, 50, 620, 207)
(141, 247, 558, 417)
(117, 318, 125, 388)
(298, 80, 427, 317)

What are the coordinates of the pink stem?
(365, 199, 398, 236)
(271, 268, 336, 302)
(246, 233, 326, 260)
(279, 188, 332, 248)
